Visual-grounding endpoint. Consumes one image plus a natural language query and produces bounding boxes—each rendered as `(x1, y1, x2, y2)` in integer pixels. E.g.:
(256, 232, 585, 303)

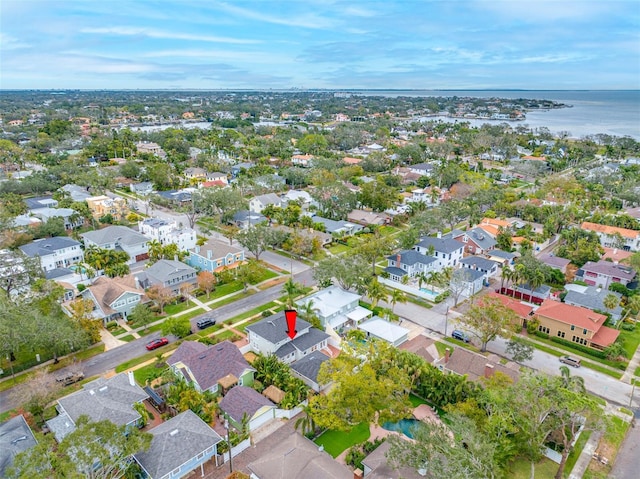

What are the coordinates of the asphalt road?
(0, 268, 314, 414)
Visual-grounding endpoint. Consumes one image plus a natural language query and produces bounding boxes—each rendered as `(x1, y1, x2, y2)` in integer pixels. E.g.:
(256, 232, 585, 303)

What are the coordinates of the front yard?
(314, 422, 371, 458)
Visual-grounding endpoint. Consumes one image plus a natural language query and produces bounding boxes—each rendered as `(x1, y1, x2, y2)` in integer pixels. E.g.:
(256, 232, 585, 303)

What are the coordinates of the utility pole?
(225, 418, 233, 473)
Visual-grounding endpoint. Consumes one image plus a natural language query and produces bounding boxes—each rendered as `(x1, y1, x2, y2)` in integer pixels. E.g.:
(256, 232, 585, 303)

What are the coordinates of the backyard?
(314, 422, 370, 458)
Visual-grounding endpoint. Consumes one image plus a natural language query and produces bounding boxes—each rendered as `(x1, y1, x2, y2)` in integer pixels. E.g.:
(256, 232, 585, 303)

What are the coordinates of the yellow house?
(534, 300, 619, 350)
(86, 195, 129, 221)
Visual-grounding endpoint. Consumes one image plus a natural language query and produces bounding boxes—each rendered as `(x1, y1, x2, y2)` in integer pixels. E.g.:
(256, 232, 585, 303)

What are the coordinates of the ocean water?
(358, 90, 640, 140)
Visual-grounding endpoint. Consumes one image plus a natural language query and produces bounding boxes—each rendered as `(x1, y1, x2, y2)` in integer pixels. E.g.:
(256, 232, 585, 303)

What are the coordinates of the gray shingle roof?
(384, 266, 407, 276)
(134, 410, 222, 479)
(387, 249, 436, 266)
(290, 328, 330, 352)
(460, 256, 499, 271)
(19, 237, 81, 257)
(581, 261, 636, 281)
(465, 227, 497, 250)
(564, 287, 623, 318)
(219, 386, 274, 424)
(417, 236, 465, 254)
(167, 340, 253, 391)
(145, 259, 196, 283)
(81, 225, 148, 246)
(56, 373, 148, 427)
(246, 312, 311, 344)
(0, 415, 37, 477)
(490, 249, 517, 260)
(290, 351, 330, 384)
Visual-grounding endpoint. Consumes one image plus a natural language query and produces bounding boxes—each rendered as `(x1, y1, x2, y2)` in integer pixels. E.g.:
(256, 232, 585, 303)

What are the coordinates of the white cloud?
(214, 2, 336, 29)
(80, 26, 260, 44)
(0, 33, 30, 50)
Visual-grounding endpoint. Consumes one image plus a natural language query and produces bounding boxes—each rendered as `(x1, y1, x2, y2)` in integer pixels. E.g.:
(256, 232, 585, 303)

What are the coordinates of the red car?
(146, 337, 169, 350)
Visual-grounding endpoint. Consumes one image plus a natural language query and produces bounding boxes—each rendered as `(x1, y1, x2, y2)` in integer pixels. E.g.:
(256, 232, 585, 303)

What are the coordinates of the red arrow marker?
(285, 309, 297, 340)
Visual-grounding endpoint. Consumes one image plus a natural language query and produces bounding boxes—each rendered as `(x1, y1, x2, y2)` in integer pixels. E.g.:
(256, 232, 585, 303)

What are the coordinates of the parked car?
(559, 355, 581, 368)
(146, 337, 169, 350)
(197, 317, 216, 329)
(451, 330, 470, 343)
(56, 371, 85, 386)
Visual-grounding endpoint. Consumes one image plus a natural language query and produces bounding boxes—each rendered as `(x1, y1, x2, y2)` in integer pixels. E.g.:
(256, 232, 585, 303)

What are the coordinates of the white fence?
(378, 276, 442, 301)
(275, 400, 307, 420)
(219, 438, 252, 464)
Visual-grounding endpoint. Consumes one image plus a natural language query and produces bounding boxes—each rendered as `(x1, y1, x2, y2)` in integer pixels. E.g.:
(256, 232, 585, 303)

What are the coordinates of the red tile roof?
(581, 221, 640, 239)
(591, 326, 620, 347)
(535, 300, 606, 332)
(485, 292, 534, 318)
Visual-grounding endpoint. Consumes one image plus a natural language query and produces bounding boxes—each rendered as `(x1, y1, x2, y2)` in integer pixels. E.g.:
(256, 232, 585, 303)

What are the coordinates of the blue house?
(134, 410, 223, 479)
(186, 238, 245, 273)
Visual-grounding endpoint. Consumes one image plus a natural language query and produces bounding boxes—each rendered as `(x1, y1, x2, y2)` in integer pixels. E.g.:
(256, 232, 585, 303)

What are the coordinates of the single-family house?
(581, 221, 640, 251)
(291, 154, 314, 167)
(311, 216, 363, 236)
(60, 184, 92, 202)
(249, 193, 282, 213)
(537, 253, 571, 274)
(384, 250, 437, 282)
(219, 386, 275, 432)
(296, 285, 372, 331)
(534, 300, 620, 350)
(82, 225, 149, 263)
(289, 351, 331, 393)
(564, 285, 624, 322)
(347, 210, 390, 226)
(247, 430, 352, 479)
(453, 227, 497, 255)
(246, 312, 330, 364)
(131, 181, 154, 196)
(414, 236, 465, 270)
(187, 238, 245, 273)
(156, 190, 192, 203)
(460, 256, 500, 280)
(483, 292, 534, 327)
(133, 410, 223, 479)
(86, 195, 129, 221)
(25, 195, 58, 213)
(232, 210, 267, 229)
(139, 259, 197, 295)
(73, 274, 147, 322)
(205, 171, 228, 184)
(138, 218, 197, 251)
(283, 189, 313, 208)
(358, 317, 410, 347)
(451, 267, 485, 298)
(577, 260, 636, 289)
(486, 249, 518, 267)
(0, 415, 38, 478)
(136, 141, 165, 157)
(408, 163, 434, 176)
(167, 340, 254, 394)
(361, 440, 426, 479)
(231, 161, 255, 178)
(46, 372, 148, 442)
(19, 237, 83, 272)
(33, 207, 84, 230)
(184, 167, 207, 181)
(434, 347, 520, 383)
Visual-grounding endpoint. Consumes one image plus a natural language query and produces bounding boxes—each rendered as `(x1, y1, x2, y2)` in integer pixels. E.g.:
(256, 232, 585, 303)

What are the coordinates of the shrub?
(105, 321, 118, 331)
(77, 283, 86, 292)
(621, 322, 636, 331)
(549, 336, 608, 360)
(346, 438, 386, 470)
(261, 310, 273, 317)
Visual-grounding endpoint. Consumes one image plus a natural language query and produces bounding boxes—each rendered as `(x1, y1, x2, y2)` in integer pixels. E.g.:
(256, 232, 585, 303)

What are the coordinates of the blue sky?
(1, 0, 639, 90)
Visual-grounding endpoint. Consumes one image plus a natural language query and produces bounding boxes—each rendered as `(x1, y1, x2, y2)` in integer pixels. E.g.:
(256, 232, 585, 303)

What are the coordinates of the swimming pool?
(419, 288, 440, 300)
(382, 418, 421, 439)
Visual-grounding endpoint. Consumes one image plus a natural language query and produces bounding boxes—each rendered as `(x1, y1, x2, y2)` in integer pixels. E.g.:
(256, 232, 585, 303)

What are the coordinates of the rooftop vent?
(198, 354, 207, 359)
(169, 429, 179, 437)
(98, 386, 108, 392)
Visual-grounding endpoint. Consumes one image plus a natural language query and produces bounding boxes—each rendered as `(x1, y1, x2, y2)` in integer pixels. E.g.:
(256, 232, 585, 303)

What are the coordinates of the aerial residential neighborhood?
(0, 89, 639, 479)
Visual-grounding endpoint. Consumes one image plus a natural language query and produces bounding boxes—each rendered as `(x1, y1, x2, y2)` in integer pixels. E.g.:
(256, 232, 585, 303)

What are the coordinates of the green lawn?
(177, 308, 205, 321)
(204, 282, 245, 303)
(584, 416, 631, 479)
(327, 244, 350, 255)
(208, 290, 256, 309)
(618, 325, 640, 362)
(564, 430, 591, 477)
(314, 422, 371, 458)
(229, 301, 278, 324)
(409, 394, 428, 407)
(120, 334, 136, 342)
(216, 329, 240, 341)
(163, 301, 193, 315)
(252, 268, 278, 284)
(133, 362, 167, 386)
(507, 457, 559, 479)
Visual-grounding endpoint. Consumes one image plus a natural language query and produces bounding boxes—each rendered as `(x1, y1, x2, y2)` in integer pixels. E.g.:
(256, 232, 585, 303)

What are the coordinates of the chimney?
(445, 347, 451, 364)
(134, 276, 140, 290)
(396, 253, 401, 265)
(437, 231, 442, 238)
(128, 370, 135, 386)
(207, 250, 212, 259)
(354, 469, 363, 479)
(195, 245, 200, 254)
(484, 364, 494, 379)
(174, 254, 179, 262)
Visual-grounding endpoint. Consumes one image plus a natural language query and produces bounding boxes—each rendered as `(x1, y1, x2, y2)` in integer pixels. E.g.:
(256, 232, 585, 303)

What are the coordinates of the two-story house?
(408, 163, 434, 176)
(534, 300, 620, 350)
(19, 237, 83, 272)
(295, 285, 372, 331)
(167, 340, 254, 394)
(86, 195, 129, 221)
(452, 227, 497, 255)
(73, 274, 147, 322)
(245, 311, 330, 364)
(138, 218, 197, 251)
(46, 372, 148, 442)
(460, 256, 500, 281)
(249, 193, 282, 214)
(81, 226, 149, 264)
(564, 286, 624, 322)
(414, 235, 465, 270)
(139, 259, 198, 295)
(577, 260, 636, 289)
(186, 238, 245, 273)
(581, 221, 640, 251)
(384, 250, 437, 282)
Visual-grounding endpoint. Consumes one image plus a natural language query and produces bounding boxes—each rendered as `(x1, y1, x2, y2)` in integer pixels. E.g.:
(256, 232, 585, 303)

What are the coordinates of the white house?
(384, 250, 437, 282)
(460, 256, 500, 280)
(81, 226, 149, 264)
(296, 285, 372, 331)
(358, 317, 410, 347)
(249, 193, 282, 213)
(138, 217, 197, 251)
(414, 236, 465, 270)
(19, 237, 83, 272)
(581, 221, 640, 252)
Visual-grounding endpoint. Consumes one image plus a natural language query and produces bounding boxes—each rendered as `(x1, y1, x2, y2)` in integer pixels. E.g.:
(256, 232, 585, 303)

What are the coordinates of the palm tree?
(283, 278, 303, 309)
(603, 294, 620, 322)
(389, 289, 407, 314)
(427, 271, 440, 294)
(513, 263, 526, 299)
(416, 271, 428, 290)
(559, 365, 586, 394)
(147, 239, 164, 262)
(526, 269, 545, 303)
(367, 278, 388, 309)
(500, 265, 513, 292)
(299, 300, 323, 330)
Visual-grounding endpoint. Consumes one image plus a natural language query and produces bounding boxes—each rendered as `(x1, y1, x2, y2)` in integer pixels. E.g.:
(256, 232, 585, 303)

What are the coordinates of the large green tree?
(461, 296, 520, 351)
